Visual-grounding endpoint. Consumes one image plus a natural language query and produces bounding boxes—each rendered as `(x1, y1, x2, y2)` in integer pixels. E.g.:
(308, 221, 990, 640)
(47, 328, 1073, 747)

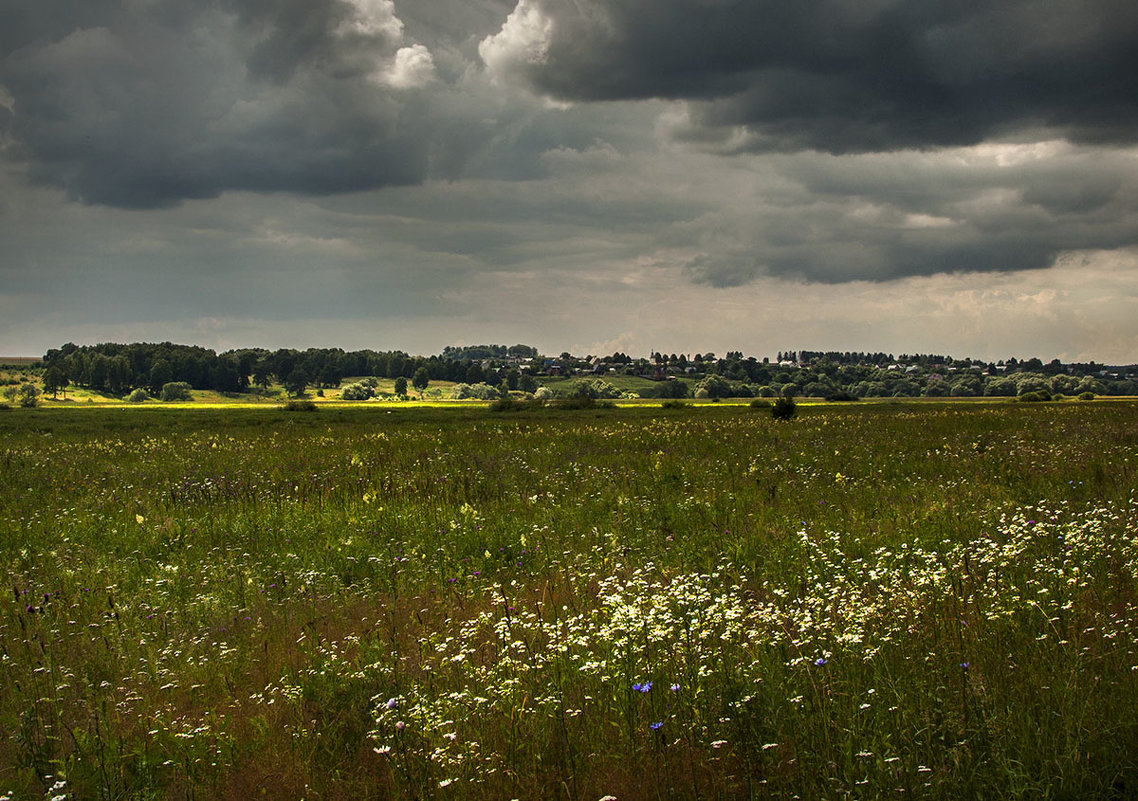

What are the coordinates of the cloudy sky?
(3, 0, 1138, 362)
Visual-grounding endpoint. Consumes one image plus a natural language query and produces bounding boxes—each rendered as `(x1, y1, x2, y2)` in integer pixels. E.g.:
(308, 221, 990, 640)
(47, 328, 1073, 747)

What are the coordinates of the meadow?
(1, 401, 1136, 799)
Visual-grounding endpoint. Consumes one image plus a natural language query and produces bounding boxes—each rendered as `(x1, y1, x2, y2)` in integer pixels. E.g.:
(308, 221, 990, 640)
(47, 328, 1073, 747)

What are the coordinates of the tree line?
(32, 341, 1138, 400)
(39, 342, 542, 398)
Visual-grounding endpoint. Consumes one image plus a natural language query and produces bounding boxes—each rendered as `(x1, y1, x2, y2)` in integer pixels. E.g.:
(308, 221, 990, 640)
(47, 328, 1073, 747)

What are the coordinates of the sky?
(2, 0, 1138, 363)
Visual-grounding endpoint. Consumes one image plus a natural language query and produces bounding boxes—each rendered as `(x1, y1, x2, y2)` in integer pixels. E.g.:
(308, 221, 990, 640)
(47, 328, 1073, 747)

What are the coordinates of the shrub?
(341, 382, 374, 401)
(825, 390, 859, 402)
(695, 374, 732, 399)
(160, 382, 193, 402)
(661, 399, 688, 409)
(451, 382, 503, 400)
(552, 396, 614, 411)
(489, 397, 530, 413)
(1078, 391, 1096, 401)
(984, 378, 1018, 397)
(18, 384, 40, 408)
(127, 388, 150, 403)
(771, 395, 797, 421)
(282, 399, 318, 412)
(561, 379, 622, 399)
(749, 398, 770, 410)
(1017, 390, 1052, 403)
(649, 379, 690, 399)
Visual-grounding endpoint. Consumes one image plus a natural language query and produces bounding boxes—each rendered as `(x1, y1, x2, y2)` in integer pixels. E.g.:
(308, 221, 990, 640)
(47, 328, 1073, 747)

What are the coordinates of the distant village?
(474, 348, 1138, 399)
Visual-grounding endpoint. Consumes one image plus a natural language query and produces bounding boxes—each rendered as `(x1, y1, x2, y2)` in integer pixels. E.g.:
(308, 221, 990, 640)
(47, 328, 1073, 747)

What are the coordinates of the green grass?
(1, 402, 1136, 798)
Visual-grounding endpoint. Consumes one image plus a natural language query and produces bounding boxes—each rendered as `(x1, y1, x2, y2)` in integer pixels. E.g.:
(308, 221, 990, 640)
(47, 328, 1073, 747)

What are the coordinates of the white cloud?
(479, 0, 554, 80)
(337, 0, 404, 39)
(379, 44, 437, 89)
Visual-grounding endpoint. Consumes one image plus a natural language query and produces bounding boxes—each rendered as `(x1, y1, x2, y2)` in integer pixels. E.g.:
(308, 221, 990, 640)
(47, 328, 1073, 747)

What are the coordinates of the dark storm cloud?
(0, 0, 503, 208)
(671, 144, 1138, 286)
(482, 0, 1138, 152)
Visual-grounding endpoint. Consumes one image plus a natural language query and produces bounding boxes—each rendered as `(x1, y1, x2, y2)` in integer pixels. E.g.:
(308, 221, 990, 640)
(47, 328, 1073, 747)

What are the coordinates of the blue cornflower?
(670, 683, 680, 692)
(650, 722, 663, 731)
(640, 680, 652, 692)
(814, 657, 827, 667)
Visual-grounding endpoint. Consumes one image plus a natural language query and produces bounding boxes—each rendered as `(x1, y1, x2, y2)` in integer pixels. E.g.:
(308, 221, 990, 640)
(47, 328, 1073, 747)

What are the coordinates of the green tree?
(107, 355, 132, 395)
(285, 369, 310, 398)
(149, 359, 173, 394)
(412, 367, 430, 399)
(394, 376, 408, 397)
(252, 358, 272, 391)
(88, 354, 110, 392)
(318, 363, 343, 388)
(43, 365, 69, 399)
(697, 374, 733, 399)
(984, 378, 1017, 397)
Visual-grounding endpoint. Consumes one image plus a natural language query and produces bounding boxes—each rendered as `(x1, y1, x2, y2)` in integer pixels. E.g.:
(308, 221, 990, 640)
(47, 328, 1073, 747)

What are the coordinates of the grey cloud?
(0, 0, 505, 208)
(483, 0, 1138, 152)
(673, 145, 1138, 286)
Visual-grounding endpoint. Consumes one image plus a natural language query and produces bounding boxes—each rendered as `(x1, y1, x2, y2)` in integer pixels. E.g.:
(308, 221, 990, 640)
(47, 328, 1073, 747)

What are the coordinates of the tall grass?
(1, 402, 1136, 798)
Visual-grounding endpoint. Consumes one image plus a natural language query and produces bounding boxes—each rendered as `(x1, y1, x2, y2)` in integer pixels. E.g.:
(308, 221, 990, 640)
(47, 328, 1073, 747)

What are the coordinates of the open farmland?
(1, 402, 1137, 799)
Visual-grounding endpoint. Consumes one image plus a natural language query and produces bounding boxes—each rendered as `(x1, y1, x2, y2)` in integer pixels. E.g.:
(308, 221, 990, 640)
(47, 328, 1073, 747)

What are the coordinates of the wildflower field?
(1, 401, 1136, 799)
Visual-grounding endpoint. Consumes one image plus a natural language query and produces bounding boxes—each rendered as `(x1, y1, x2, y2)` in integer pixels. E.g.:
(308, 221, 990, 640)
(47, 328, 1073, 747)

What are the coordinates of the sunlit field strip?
(1, 401, 1136, 799)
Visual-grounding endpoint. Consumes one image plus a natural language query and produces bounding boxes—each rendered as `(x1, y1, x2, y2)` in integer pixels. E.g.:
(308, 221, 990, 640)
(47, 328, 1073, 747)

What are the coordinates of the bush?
(282, 399, 318, 412)
(661, 399, 688, 410)
(552, 396, 614, 411)
(489, 397, 538, 413)
(771, 395, 797, 421)
(451, 382, 503, 400)
(560, 379, 622, 400)
(749, 398, 770, 410)
(649, 379, 690, 399)
(1078, 391, 1096, 401)
(1017, 390, 1052, 403)
(160, 382, 193, 402)
(824, 391, 859, 402)
(984, 378, 1017, 397)
(127, 388, 150, 403)
(18, 384, 40, 408)
(341, 382, 375, 401)
(695, 374, 732, 399)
